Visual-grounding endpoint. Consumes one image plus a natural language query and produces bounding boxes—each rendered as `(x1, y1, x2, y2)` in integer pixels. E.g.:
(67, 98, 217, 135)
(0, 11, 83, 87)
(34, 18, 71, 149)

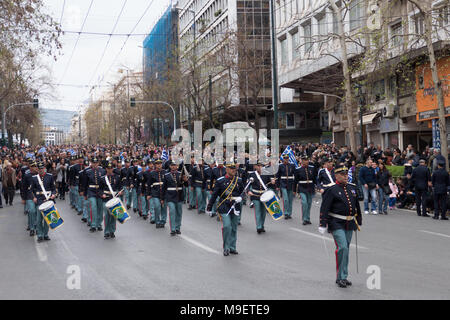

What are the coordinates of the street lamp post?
(269, 0, 279, 129)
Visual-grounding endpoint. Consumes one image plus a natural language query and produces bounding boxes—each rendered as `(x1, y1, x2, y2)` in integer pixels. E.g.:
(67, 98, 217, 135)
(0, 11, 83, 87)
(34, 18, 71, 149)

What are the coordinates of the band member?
(143, 160, 155, 223)
(204, 162, 216, 217)
(31, 162, 56, 242)
(319, 165, 362, 288)
(210, 162, 226, 220)
(207, 162, 244, 256)
(135, 165, 148, 219)
(317, 158, 336, 194)
(146, 159, 167, 228)
(69, 156, 82, 214)
(121, 159, 133, 209)
(131, 158, 140, 213)
(84, 158, 106, 232)
(79, 159, 91, 224)
(295, 155, 317, 225)
(21, 161, 38, 236)
(163, 162, 188, 236)
(191, 158, 206, 214)
(277, 154, 296, 219)
(100, 162, 123, 239)
(187, 156, 196, 210)
(248, 161, 271, 233)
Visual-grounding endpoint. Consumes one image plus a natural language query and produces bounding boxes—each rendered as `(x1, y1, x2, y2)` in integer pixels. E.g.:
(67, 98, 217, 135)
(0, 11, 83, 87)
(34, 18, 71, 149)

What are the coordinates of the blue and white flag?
(26, 152, 35, 159)
(280, 146, 299, 168)
(37, 147, 46, 155)
(161, 149, 169, 161)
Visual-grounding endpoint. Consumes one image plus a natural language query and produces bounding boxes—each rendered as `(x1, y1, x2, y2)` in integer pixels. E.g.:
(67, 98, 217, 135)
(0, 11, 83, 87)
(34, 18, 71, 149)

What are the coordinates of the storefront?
(416, 56, 450, 148)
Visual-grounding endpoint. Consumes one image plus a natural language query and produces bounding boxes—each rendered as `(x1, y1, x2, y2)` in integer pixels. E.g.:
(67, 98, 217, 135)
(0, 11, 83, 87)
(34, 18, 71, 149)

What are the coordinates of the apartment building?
(275, 0, 449, 151)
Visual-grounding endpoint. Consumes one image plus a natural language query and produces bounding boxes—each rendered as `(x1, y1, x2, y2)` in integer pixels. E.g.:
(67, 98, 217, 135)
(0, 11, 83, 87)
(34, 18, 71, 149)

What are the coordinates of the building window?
(286, 112, 296, 128)
(391, 22, 403, 47)
(412, 13, 424, 35)
(349, 0, 363, 30)
(291, 29, 300, 59)
(303, 21, 312, 53)
(280, 37, 288, 65)
(438, 5, 449, 27)
(373, 79, 385, 102)
(317, 13, 327, 37)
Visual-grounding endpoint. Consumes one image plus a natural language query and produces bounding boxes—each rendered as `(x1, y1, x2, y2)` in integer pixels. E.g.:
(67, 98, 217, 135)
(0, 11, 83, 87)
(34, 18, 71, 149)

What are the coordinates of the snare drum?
(38, 201, 64, 230)
(105, 198, 130, 224)
(260, 190, 283, 220)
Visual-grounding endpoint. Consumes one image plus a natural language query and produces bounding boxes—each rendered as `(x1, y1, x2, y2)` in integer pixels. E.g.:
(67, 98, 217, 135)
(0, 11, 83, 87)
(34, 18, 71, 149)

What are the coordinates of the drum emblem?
(112, 206, 125, 219)
(48, 210, 59, 224)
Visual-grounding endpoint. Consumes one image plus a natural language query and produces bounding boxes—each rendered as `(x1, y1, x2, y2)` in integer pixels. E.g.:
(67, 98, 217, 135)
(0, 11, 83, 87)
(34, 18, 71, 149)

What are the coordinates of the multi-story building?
(275, 0, 449, 151)
(177, 0, 273, 130)
(42, 127, 65, 146)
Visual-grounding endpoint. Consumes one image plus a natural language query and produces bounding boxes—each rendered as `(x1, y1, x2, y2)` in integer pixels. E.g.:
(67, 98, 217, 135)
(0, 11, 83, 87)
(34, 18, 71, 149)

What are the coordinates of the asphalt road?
(0, 192, 449, 300)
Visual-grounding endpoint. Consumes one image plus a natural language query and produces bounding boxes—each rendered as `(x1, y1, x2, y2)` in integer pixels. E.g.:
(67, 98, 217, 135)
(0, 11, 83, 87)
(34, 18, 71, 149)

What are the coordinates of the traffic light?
(33, 99, 39, 109)
(130, 97, 136, 107)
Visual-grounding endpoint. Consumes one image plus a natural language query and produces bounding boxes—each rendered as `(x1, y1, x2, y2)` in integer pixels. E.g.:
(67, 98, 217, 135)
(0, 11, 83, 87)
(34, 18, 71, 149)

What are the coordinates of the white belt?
(252, 189, 265, 194)
(195, 180, 203, 184)
(281, 176, 294, 179)
(152, 182, 163, 187)
(323, 182, 336, 187)
(299, 180, 313, 184)
(167, 187, 180, 191)
(329, 213, 354, 221)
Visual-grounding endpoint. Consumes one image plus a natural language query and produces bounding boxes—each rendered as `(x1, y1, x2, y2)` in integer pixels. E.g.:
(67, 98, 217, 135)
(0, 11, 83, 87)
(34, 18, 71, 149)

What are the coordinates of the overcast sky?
(40, 0, 173, 112)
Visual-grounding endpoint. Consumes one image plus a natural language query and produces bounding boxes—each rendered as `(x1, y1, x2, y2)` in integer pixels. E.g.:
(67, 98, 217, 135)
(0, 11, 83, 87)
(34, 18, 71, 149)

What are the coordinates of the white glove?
(318, 227, 327, 235)
(234, 197, 242, 203)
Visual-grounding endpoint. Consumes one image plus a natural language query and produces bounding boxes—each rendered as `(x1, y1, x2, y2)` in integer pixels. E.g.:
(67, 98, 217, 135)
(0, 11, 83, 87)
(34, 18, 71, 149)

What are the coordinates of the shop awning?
(357, 113, 380, 126)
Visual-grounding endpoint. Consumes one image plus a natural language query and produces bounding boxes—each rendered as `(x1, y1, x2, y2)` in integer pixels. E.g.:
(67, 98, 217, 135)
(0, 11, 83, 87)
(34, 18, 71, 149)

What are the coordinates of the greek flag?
(26, 152, 35, 159)
(37, 147, 46, 155)
(161, 149, 169, 161)
(280, 146, 299, 168)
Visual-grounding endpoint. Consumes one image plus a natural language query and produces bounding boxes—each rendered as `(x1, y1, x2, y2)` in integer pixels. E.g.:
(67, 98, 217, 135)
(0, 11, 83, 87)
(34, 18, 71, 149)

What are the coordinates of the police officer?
(100, 162, 123, 239)
(317, 158, 336, 194)
(163, 162, 188, 236)
(21, 161, 38, 236)
(31, 162, 57, 242)
(207, 162, 244, 256)
(431, 160, 449, 220)
(146, 159, 167, 228)
(84, 158, 105, 232)
(247, 161, 270, 233)
(319, 164, 362, 288)
(295, 155, 317, 225)
(277, 154, 296, 219)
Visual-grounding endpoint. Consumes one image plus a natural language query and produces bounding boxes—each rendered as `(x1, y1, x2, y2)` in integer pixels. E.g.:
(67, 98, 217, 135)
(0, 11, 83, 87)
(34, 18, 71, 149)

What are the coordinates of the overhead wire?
(60, 0, 66, 25)
(58, 0, 95, 84)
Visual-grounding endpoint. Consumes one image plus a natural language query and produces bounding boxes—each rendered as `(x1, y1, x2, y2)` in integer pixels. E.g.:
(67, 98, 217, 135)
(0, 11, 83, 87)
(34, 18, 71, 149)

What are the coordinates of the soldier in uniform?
(277, 154, 296, 219)
(21, 161, 38, 236)
(143, 160, 156, 223)
(99, 162, 123, 239)
(204, 162, 216, 217)
(135, 165, 148, 219)
(146, 159, 167, 228)
(163, 162, 188, 236)
(319, 164, 362, 288)
(247, 161, 270, 233)
(84, 158, 106, 232)
(121, 159, 133, 209)
(317, 158, 336, 194)
(79, 159, 91, 224)
(210, 162, 226, 220)
(31, 162, 56, 242)
(206, 162, 244, 256)
(187, 156, 196, 210)
(295, 155, 317, 225)
(191, 158, 206, 214)
(130, 158, 140, 213)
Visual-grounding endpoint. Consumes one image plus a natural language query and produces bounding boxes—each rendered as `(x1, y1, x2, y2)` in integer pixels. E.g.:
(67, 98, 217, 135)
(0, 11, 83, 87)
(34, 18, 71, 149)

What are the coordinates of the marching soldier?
(277, 154, 296, 219)
(136, 166, 148, 219)
(294, 155, 317, 225)
(210, 161, 226, 220)
(206, 162, 244, 256)
(130, 158, 140, 213)
(204, 162, 216, 217)
(79, 159, 91, 224)
(146, 159, 167, 228)
(191, 158, 206, 214)
(99, 162, 123, 239)
(21, 161, 38, 236)
(319, 164, 362, 288)
(84, 158, 106, 232)
(247, 161, 271, 233)
(31, 162, 56, 242)
(317, 158, 336, 194)
(187, 156, 196, 210)
(143, 160, 156, 223)
(163, 162, 189, 236)
(121, 159, 133, 210)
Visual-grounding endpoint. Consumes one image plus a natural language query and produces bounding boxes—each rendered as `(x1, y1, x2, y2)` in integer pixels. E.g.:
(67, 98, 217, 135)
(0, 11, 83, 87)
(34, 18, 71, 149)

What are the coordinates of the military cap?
(335, 164, 349, 174)
(225, 162, 237, 169)
(30, 161, 38, 168)
(92, 157, 99, 163)
(301, 155, 309, 160)
(105, 162, 114, 169)
(154, 159, 163, 164)
(124, 158, 130, 163)
(37, 162, 45, 169)
(84, 160, 90, 166)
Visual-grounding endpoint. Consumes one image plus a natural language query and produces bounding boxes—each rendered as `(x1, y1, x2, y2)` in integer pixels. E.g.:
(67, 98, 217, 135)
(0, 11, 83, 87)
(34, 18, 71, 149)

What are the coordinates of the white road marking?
(34, 237, 48, 262)
(419, 230, 450, 239)
(179, 234, 221, 255)
(290, 228, 368, 250)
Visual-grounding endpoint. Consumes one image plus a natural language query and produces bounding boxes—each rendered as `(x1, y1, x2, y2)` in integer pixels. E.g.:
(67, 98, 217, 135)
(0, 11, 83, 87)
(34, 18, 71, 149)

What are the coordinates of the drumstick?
(254, 171, 268, 191)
